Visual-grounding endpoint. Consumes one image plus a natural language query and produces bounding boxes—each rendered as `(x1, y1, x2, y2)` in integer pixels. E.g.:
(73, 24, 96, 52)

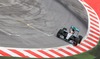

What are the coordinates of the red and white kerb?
(0, 0, 100, 58)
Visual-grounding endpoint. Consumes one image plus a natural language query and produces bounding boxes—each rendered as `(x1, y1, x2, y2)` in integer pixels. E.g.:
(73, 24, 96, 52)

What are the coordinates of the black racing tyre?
(73, 41, 78, 46)
(62, 28, 67, 31)
(68, 35, 75, 41)
(56, 29, 62, 38)
(56, 33, 60, 38)
(78, 35, 83, 44)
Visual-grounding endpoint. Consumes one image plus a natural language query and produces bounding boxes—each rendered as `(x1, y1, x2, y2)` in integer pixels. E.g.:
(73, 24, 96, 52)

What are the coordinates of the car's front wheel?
(56, 29, 62, 38)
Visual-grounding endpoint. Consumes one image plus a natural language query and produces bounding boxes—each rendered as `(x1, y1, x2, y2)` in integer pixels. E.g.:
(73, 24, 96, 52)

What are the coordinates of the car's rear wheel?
(73, 41, 78, 46)
(78, 35, 83, 44)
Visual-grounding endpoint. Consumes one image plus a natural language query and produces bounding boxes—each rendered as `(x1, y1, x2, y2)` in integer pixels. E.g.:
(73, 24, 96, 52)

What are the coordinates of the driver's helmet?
(70, 28, 75, 34)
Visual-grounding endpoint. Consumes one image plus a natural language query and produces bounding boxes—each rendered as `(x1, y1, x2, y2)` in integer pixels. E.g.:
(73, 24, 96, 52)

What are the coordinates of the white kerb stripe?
(86, 39, 97, 45)
(85, 7, 93, 13)
(88, 12, 98, 18)
(53, 49, 69, 56)
(46, 50, 61, 58)
(90, 18, 99, 24)
(70, 46, 83, 53)
(90, 20, 99, 26)
(82, 41, 94, 48)
(0, 54, 2, 56)
(33, 50, 49, 58)
(88, 36, 99, 42)
(90, 25, 99, 31)
(89, 32, 99, 38)
(1, 49, 21, 57)
(89, 16, 98, 21)
(17, 49, 36, 58)
(82, 2, 92, 9)
(83, 5, 93, 11)
(90, 24, 100, 30)
(91, 28, 100, 34)
(79, 45, 89, 51)
(88, 9, 97, 15)
(60, 48, 76, 55)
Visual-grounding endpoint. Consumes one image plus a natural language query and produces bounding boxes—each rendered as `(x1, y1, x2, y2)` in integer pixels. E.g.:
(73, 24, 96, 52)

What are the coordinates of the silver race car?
(56, 26, 83, 46)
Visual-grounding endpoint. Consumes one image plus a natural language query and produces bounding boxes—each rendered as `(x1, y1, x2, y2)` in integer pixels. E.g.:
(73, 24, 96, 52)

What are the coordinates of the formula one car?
(56, 26, 83, 46)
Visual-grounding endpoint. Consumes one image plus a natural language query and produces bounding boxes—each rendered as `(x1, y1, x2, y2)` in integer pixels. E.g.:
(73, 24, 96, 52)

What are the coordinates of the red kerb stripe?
(90, 26, 100, 32)
(84, 4, 92, 9)
(80, 0, 84, 2)
(84, 40, 96, 46)
(25, 50, 43, 58)
(0, 50, 11, 56)
(90, 22, 99, 28)
(89, 33, 99, 40)
(38, 50, 55, 58)
(88, 10, 96, 15)
(75, 46, 87, 52)
(90, 30, 100, 36)
(90, 18, 99, 24)
(90, 14, 98, 19)
(9, 49, 29, 58)
(87, 37, 98, 43)
(58, 48, 73, 56)
(67, 47, 80, 54)
(49, 50, 64, 57)
(80, 43, 92, 49)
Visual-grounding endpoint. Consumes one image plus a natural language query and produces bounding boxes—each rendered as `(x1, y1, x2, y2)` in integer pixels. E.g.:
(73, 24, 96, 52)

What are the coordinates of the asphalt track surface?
(0, 0, 87, 48)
